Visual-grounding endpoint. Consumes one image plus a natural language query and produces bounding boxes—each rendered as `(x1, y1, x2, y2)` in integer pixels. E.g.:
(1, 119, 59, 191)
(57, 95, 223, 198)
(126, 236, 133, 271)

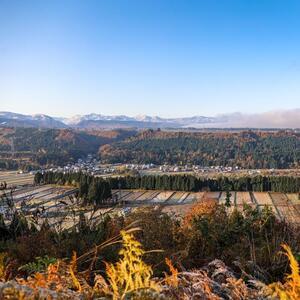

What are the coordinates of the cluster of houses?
(125, 163, 155, 170)
(158, 164, 240, 173)
(27, 154, 296, 178)
(28, 157, 244, 176)
(31, 155, 114, 176)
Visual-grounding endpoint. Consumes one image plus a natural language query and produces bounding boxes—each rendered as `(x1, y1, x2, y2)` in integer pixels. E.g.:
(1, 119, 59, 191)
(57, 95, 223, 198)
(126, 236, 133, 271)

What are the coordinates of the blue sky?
(0, 0, 300, 117)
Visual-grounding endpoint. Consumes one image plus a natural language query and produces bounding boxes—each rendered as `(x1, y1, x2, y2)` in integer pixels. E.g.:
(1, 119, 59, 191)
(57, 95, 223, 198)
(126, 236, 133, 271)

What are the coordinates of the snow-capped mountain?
(64, 114, 215, 127)
(64, 113, 136, 125)
(0, 112, 217, 129)
(1, 110, 298, 129)
(0, 112, 67, 128)
(134, 115, 163, 122)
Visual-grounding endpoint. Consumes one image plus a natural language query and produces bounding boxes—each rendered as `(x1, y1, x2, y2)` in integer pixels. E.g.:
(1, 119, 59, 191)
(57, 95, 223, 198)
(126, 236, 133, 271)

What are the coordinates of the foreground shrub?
(1, 201, 300, 290)
(123, 208, 186, 276)
(19, 256, 57, 275)
(183, 201, 300, 282)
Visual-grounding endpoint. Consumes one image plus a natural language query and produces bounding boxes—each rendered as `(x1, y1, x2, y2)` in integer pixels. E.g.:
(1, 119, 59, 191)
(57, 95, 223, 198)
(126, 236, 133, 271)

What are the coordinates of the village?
(20, 154, 300, 179)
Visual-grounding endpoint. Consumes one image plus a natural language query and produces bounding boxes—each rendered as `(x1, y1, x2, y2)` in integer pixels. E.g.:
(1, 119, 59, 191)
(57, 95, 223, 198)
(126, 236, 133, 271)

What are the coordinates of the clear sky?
(0, 0, 300, 117)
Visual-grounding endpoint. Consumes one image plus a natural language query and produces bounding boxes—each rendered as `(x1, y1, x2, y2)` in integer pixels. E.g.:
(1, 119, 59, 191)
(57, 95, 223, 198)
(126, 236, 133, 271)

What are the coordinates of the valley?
(1, 172, 299, 231)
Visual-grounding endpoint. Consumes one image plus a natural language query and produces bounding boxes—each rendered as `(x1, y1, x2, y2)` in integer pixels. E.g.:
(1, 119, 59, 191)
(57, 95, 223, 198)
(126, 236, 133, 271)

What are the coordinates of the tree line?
(34, 172, 112, 205)
(107, 174, 300, 193)
(35, 171, 299, 194)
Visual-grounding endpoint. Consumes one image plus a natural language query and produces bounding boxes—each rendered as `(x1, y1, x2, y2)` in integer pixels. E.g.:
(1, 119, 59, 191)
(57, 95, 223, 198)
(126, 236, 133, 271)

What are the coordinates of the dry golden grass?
(103, 230, 161, 299)
(163, 258, 179, 288)
(69, 252, 82, 292)
(267, 244, 300, 300)
(0, 253, 6, 281)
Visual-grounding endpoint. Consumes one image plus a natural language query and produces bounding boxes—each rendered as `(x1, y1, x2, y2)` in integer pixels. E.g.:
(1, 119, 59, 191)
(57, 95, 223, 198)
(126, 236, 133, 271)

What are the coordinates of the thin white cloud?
(212, 109, 300, 128)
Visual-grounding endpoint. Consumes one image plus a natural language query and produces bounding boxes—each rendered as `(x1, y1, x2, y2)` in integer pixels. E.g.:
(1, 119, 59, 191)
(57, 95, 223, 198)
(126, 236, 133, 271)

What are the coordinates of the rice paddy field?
(0, 171, 34, 186)
(112, 190, 300, 224)
(0, 172, 299, 227)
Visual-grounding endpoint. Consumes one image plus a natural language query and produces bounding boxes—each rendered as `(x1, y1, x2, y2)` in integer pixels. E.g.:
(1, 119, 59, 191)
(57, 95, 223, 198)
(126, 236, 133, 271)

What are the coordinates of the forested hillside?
(1, 128, 299, 170)
(99, 129, 300, 168)
(0, 127, 136, 170)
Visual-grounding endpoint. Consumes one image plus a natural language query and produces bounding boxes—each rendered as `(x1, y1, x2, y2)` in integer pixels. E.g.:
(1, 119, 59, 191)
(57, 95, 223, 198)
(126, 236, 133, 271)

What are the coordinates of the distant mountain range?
(0, 111, 216, 129)
(0, 109, 299, 129)
(0, 112, 67, 128)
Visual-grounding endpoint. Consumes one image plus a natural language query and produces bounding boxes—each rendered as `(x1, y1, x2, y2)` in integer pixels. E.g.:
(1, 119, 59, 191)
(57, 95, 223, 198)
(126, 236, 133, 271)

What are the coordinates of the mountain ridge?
(0, 109, 299, 129)
(0, 111, 216, 129)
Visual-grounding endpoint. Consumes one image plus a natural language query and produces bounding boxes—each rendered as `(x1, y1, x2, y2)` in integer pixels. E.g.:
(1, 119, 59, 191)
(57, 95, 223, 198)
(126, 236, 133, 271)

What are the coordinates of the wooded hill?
(0, 127, 136, 170)
(99, 129, 300, 169)
(1, 128, 299, 170)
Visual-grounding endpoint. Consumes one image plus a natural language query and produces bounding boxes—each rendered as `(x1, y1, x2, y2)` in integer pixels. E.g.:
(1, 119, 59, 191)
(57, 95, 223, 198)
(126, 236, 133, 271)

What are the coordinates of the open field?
(0, 171, 34, 186)
(236, 192, 253, 206)
(113, 189, 300, 224)
(0, 172, 299, 228)
(286, 193, 300, 204)
(252, 192, 273, 205)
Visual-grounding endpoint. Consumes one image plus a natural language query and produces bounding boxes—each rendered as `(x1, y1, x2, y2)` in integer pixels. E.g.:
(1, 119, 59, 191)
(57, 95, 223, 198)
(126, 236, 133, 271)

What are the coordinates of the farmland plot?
(253, 192, 273, 206)
(17, 186, 75, 204)
(177, 192, 190, 203)
(269, 193, 289, 206)
(10, 186, 37, 196)
(0, 171, 16, 179)
(84, 207, 120, 220)
(29, 192, 62, 205)
(236, 192, 253, 206)
(13, 186, 52, 202)
(115, 190, 133, 201)
(150, 191, 174, 203)
(206, 192, 221, 200)
(183, 192, 204, 204)
(276, 205, 300, 224)
(0, 171, 34, 186)
(219, 192, 235, 205)
(4, 186, 78, 216)
(5, 177, 33, 186)
(27, 188, 56, 200)
(166, 192, 186, 204)
(2, 177, 300, 228)
(135, 191, 160, 201)
(34, 187, 71, 201)
(286, 193, 299, 205)
(122, 191, 147, 202)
